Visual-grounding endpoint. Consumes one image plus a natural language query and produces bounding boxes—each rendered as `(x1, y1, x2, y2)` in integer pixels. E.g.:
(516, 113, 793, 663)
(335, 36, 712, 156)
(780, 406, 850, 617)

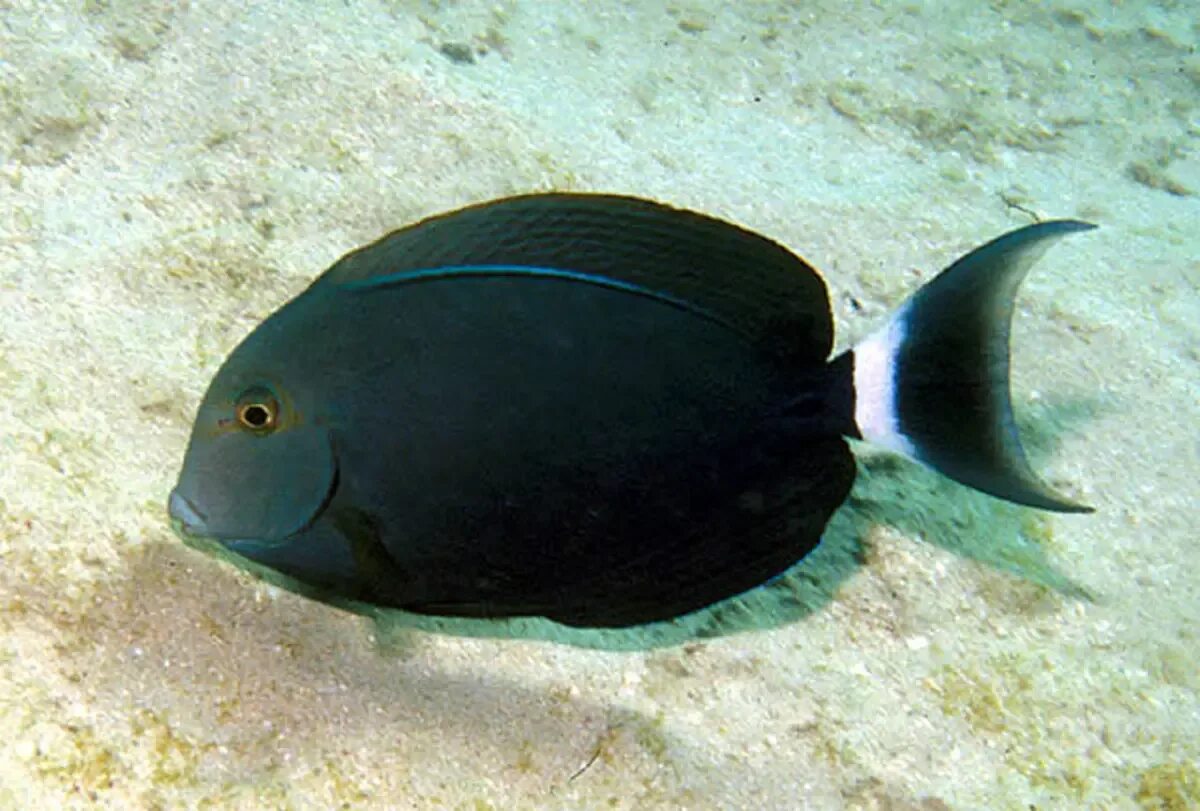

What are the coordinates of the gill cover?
(173, 400, 337, 542)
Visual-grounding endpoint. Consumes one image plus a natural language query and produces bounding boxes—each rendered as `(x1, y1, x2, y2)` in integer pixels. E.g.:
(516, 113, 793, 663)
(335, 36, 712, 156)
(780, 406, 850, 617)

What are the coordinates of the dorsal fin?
(318, 193, 832, 366)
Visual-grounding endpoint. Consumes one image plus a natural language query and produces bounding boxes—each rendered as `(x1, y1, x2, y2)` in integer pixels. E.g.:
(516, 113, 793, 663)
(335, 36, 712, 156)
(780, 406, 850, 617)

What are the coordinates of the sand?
(0, 1, 1197, 808)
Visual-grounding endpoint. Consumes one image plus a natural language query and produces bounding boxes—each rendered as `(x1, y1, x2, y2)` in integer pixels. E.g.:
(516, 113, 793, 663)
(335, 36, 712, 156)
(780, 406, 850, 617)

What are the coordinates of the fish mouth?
(168, 489, 208, 537)
(167, 489, 234, 561)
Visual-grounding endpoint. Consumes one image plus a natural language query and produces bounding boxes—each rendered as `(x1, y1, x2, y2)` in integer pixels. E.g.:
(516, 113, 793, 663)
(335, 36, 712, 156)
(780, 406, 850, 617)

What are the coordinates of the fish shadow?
(43, 538, 682, 795)
(845, 393, 1102, 591)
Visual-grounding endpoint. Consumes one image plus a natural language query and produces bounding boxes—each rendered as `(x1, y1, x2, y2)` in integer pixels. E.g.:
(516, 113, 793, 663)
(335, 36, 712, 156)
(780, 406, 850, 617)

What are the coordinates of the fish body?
(169, 194, 1093, 628)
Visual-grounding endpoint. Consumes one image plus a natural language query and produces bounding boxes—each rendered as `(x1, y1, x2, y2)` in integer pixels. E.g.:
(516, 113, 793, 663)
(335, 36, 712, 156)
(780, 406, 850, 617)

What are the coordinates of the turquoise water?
(0, 2, 1196, 808)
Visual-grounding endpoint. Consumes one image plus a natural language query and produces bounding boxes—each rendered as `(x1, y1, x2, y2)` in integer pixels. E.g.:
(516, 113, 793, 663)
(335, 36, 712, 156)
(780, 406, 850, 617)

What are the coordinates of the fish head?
(169, 342, 339, 556)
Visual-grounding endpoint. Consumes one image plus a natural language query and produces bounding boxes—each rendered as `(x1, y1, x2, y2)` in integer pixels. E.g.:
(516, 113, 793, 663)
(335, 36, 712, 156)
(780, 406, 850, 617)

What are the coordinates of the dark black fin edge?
(889, 220, 1096, 513)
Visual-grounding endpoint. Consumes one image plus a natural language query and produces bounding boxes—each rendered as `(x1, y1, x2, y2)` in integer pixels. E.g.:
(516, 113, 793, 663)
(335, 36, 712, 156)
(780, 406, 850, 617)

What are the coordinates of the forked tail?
(844, 220, 1095, 512)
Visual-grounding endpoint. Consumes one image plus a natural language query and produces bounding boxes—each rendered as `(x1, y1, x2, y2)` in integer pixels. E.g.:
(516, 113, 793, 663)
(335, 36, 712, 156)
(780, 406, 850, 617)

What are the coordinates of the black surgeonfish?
(168, 194, 1093, 628)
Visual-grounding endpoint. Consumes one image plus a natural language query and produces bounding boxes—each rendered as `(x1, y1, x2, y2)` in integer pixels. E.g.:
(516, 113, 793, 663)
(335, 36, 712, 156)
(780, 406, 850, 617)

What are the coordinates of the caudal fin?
(847, 220, 1095, 513)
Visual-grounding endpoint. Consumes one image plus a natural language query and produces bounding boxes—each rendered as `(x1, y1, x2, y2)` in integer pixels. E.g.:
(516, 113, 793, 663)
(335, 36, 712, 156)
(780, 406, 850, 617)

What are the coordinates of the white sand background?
(1, 1, 1197, 808)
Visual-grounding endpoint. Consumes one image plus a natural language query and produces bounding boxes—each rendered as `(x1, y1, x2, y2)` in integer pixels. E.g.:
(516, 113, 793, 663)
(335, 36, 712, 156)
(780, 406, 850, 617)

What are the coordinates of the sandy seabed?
(0, 1, 1197, 809)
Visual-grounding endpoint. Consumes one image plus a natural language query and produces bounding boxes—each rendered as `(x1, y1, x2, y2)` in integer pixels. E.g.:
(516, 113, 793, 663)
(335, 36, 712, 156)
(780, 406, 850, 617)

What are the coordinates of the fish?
(168, 193, 1094, 629)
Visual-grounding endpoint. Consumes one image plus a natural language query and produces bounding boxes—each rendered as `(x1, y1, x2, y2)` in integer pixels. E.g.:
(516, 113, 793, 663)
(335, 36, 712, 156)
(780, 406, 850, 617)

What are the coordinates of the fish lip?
(168, 489, 207, 536)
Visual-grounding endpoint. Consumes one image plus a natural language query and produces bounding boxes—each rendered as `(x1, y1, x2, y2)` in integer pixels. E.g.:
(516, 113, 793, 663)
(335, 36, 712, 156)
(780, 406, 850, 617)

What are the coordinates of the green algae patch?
(130, 709, 213, 789)
(1136, 762, 1200, 811)
(631, 712, 671, 762)
(26, 711, 217, 803)
(935, 656, 1035, 736)
(30, 722, 121, 798)
(929, 652, 1100, 801)
(83, 0, 180, 62)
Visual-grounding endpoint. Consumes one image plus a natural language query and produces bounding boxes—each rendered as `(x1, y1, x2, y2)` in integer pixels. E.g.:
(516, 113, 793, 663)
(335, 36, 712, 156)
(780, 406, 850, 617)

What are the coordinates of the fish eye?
(235, 388, 280, 433)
